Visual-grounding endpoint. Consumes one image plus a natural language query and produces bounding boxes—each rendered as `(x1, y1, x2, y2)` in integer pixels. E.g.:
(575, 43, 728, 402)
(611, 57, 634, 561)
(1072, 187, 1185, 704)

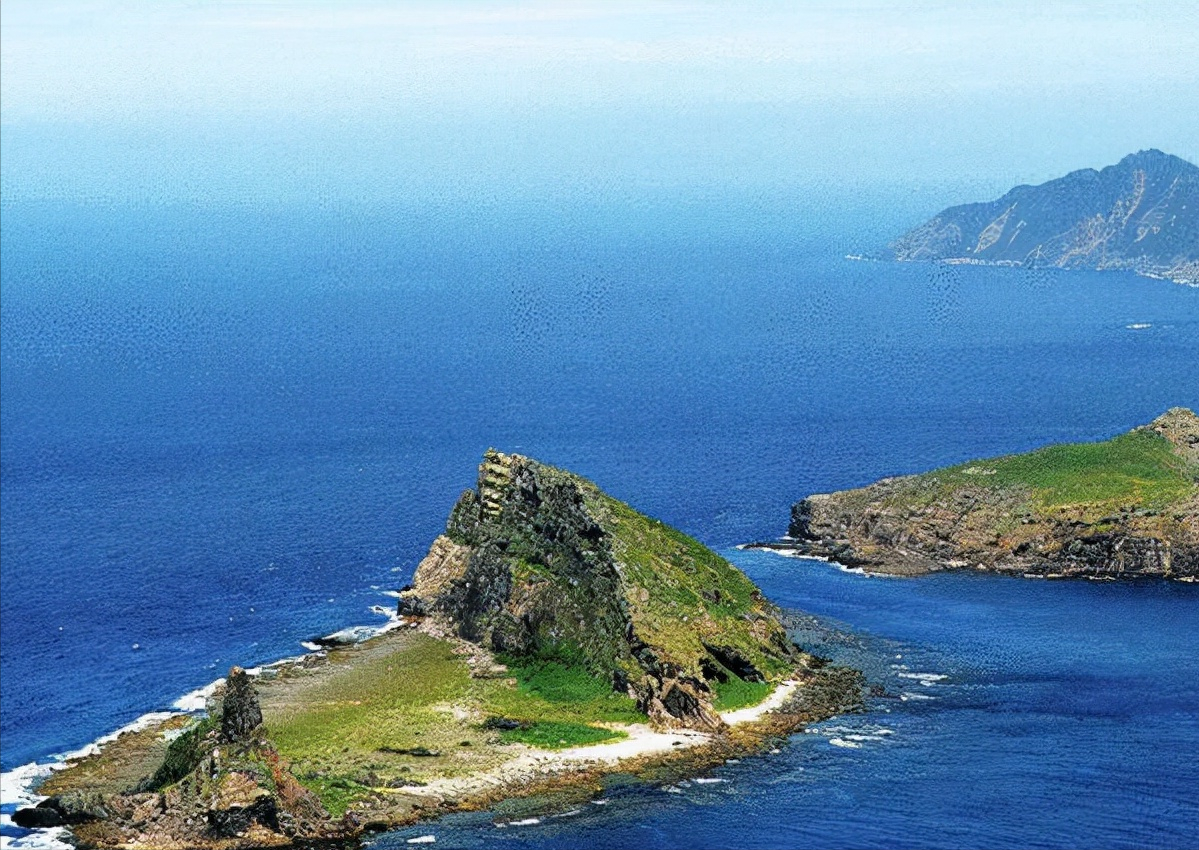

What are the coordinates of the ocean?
(2, 196, 1198, 848)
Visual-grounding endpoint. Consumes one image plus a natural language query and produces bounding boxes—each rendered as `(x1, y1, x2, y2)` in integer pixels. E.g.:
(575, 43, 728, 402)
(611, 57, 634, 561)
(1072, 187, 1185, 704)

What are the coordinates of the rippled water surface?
(369, 551, 1199, 849)
(2, 200, 1198, 847)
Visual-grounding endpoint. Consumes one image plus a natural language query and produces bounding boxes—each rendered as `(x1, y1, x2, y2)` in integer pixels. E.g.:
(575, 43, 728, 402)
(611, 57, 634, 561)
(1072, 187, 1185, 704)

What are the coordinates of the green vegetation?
(499, 721, 627, 749)
(940, 428, 1194, 513)
(262, 633, 641, 815)
(147, 715, 218, 790)
(711, 676, 773, 712)
(296, 776, 371, 819)
(491, 652, 642, 725)
(587, 490, 794, 681)
(267, 634, 472, 764)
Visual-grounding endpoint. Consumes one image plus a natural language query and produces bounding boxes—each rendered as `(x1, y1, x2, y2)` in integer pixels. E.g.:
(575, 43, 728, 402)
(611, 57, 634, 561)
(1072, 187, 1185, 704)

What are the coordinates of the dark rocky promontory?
(399, 449, 807, 731)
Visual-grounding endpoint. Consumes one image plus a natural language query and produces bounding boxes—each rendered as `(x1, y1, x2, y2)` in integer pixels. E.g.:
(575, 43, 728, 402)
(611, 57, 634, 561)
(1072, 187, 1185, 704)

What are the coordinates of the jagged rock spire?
(221, 666, 263, 742)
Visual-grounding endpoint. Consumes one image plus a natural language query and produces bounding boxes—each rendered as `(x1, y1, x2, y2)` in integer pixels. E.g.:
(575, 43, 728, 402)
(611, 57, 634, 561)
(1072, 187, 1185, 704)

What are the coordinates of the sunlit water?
(2, 200, 1197, 847)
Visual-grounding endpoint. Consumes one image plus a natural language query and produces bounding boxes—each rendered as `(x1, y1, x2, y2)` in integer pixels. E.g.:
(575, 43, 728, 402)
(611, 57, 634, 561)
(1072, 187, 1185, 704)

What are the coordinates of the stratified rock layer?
(776, 409, 1199, 579)
(401, 450, 803, 730)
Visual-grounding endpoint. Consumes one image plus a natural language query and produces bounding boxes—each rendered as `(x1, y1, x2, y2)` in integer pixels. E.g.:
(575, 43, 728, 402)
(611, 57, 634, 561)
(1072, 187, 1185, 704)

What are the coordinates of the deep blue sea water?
(2, 198, 1198, 848)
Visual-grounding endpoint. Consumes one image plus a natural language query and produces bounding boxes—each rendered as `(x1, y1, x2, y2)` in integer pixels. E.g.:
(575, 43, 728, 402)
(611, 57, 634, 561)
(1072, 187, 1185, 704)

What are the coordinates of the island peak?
(886, 152, 1199, 283)
(401, 449, 805, 732)
(18, 451, 856, 848)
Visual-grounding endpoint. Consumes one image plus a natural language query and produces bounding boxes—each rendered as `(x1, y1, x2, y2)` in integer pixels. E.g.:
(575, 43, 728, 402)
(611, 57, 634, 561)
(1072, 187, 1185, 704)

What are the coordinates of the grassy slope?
(946, 429, 1193, 511)
(261, 463, 801, 816)
(262, 633, 637, 815)
(881, 428, 1195, 523)
(586, 488, 794, 682)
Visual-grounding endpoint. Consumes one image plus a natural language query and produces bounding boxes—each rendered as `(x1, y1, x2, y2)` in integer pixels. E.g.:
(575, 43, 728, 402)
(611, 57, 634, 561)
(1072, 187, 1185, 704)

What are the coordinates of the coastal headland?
(15, 452, 861, 848)
(885, 150, 1199, 284)
(751, 408, 1198, 580)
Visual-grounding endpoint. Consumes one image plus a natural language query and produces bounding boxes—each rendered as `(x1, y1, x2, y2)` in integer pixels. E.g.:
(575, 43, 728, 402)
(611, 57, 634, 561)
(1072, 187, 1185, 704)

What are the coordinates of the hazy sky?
(2, 1, 1197, 203)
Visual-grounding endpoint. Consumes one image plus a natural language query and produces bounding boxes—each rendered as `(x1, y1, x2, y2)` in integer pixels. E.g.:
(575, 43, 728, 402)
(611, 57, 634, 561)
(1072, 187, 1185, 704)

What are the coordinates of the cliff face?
(779, 409, 1199, 580)
(400, 450, 803, 731)
(887, 150, 1199, 283)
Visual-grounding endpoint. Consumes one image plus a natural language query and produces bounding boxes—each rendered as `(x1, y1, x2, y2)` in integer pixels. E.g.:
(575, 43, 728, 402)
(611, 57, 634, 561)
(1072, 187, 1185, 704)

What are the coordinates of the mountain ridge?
(886, 150, 1198, 283)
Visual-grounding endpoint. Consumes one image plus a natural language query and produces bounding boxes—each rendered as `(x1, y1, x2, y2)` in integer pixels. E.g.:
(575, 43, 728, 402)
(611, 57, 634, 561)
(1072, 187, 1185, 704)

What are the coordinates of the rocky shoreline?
(13, 450, 865, 848)
(749, 409, 1198, 581)
(15, 626, 863, 849)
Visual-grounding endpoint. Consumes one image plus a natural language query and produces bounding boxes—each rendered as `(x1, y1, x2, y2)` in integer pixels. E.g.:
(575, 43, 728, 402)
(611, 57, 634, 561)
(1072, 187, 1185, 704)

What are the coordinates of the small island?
(753, 409, 1198, 580)
(16, 451, 860, 848)
(885, 150, 1198, 284)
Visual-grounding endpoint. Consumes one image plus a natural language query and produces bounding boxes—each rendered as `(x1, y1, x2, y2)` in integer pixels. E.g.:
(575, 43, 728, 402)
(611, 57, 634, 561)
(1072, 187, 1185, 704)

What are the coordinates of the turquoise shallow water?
(2, 200, 1198, 847)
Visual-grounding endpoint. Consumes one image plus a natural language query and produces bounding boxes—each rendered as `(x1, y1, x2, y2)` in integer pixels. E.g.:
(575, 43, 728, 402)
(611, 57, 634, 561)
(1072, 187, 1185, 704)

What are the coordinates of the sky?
(2, 1, 1198, 204)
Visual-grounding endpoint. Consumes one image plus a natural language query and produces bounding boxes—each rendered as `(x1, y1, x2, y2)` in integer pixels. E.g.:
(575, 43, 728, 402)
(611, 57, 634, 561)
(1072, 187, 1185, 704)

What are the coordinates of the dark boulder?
(12, 791, 109, 828)
(12, 802, 65, 828)
(396, 590, 429, 617)
(207, 795, 279, 837)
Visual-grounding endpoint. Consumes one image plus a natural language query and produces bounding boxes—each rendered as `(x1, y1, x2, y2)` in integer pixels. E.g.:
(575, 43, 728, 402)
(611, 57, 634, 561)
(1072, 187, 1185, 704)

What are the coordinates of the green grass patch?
(711, 676, 773, 712)
(295, 775, 371, 819)
(942, 428, 1194, 512)
(266, 634, 472, 763)
(498, 721, 627, 749)
(485, 654, 642, 726)
(585, 491, 794, 680)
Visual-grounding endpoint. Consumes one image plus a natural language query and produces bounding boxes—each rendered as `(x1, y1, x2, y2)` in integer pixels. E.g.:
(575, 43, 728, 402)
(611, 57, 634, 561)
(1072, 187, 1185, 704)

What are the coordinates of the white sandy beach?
(386, 680, 801, 801)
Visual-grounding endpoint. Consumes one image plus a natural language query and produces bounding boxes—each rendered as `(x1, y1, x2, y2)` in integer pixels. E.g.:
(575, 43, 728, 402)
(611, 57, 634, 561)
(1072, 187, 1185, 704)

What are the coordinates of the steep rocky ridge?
(886, 150, 1198, 283)
(400, 450, 804, 731)
(760, 409, 1199, 579)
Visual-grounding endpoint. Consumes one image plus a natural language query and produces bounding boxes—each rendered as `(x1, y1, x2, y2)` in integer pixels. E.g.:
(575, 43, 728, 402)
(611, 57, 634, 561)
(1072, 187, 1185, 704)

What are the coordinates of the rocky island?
(15, 451, 860, 848)
(885, 150, 1198, 283)
(754, 409, 1198, 580)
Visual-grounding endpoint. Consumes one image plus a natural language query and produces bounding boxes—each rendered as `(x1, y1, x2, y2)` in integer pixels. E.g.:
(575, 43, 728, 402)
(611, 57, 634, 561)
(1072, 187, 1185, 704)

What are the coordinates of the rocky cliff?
(400, 450, 804, 731)
(19, 451, 832, 849)
(766, 409, 1198, 579)
(887, 150, 1198, 283)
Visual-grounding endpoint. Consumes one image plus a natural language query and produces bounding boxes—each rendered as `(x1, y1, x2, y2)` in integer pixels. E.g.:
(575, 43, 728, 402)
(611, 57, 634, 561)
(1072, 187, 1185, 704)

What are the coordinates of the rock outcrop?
(11, 792, 109, 829)
(400, 450, 805, 731)
(220, 666, 263, 742)
(762, 409, 1199, 580)
(885, 150, 1198, 283)
(17, 667, 333, 848)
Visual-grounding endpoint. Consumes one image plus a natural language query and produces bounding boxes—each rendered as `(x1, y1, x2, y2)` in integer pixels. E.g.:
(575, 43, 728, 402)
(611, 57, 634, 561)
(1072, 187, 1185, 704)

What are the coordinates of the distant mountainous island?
(752, 409, 1198, 580)
(885, 150, 1198, 283)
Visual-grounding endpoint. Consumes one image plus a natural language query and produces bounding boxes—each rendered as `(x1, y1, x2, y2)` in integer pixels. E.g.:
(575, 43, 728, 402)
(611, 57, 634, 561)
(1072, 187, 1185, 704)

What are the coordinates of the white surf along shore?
(0, 610, 406, 850)
(1, 600, 807, 848)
